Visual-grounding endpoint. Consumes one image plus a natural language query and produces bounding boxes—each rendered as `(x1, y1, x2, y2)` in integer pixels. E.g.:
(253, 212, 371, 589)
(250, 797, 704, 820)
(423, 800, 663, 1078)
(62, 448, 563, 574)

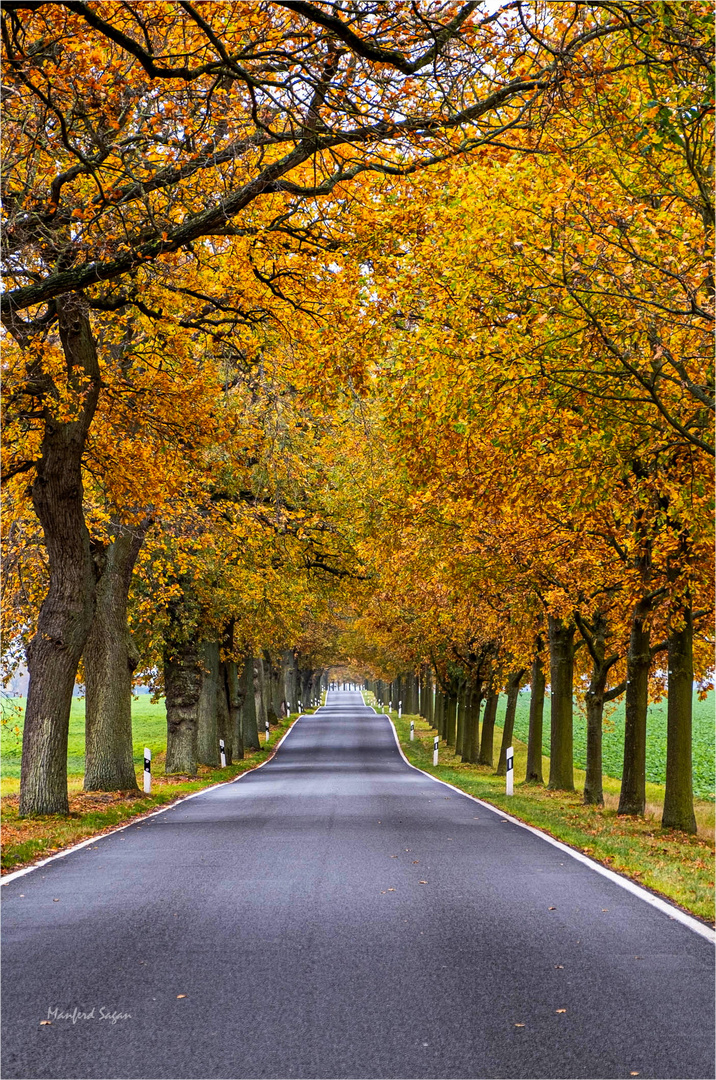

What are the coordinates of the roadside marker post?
(265, 721, 270, 744)
(143, 748, 151, 794)
(219, 739, 226, 767)
(398, 700, 402, 719)
(433, 736, 439, 766)
(410, 720, 415, 741)
(506, 746, 514, 795)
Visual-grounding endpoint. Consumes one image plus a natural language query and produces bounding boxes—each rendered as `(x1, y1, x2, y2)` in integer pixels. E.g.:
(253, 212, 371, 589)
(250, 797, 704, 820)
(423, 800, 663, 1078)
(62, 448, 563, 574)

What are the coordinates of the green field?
(1, 696, 167, 779)
(495, 690, 715, 800)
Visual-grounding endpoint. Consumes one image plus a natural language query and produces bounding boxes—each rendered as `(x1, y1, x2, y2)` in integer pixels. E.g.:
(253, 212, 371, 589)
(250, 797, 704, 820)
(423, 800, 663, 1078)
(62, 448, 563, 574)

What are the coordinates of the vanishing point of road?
(3, 690, 714, 1079)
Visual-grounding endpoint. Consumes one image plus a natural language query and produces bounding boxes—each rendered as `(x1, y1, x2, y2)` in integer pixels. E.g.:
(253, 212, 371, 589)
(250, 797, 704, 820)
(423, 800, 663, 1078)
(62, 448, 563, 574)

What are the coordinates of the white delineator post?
(410, 720, 415, 741)
(506, 746, 514, 795)
(143, 748, 151, 794)
(265, 721, 270, 744)
(219, 739, 226, 767)
(398, 700, 402, 719)
(433, 736, 439, 766)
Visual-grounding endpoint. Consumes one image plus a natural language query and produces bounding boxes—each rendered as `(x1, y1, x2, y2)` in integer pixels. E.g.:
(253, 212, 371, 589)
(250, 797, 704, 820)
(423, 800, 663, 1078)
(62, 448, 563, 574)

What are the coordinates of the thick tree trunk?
(256, 655, 268, 730)
(662, 605, 696, 833)
(197, 641, 220, 766)
(445, 690, 458, 747)
(548, 615, 575, 791)
(241, 654, 260, 750)
(525, 649, 545, 784)
(496, 669, 524, 775)
(434, 690, 445, 737)
(618, 598, 652, 817)
(20, 294, 101, 816)
(478, 688, 498, 766)
(580, 613, 613, 807)
(83, 526, 148, 791)
(463, 685, 482, 764)
(455, 682, 466, 758)
(164, 639, 201, 775)
(225, 659, 244, 760)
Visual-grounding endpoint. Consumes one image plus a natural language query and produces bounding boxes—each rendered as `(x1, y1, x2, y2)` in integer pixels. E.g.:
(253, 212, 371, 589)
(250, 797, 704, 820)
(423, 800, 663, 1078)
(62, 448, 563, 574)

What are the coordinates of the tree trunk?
(455, 682, 466, 758)
(463, 684, 482, 764)
(445, 690, 458, 747)
(548, 615, 575, 791)
(434, 690, 445, 737)
(164, 639, 201, 775)
(496, 669, 524, 775)
(241, 654, 260, 750)
(196, 641, 220, 766)
(478, 688, 498, 766)
(662, 604, 696, 833)
(525, 648, 545, 784)
(618, 598, 652, 816)
(83, 525, 148, 791)
(580, 613, 613, 807)
(20, 294, 102, 816)
(225, 659, 244, 760)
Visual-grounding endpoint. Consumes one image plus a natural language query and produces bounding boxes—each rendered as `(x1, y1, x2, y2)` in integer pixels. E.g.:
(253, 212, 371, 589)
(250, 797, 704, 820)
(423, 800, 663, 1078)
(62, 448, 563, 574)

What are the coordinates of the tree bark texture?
(20, 294, 101, 816)
(241, 654, 260, 751)
(662, 605, 696, 833)
(618, 598, 652, 816)
(164, 639, 201, 775)
(83, 525, 148, 791)
(525, 649, 545, 784)
(548, 615, 575, 791)
(197, 641, 220, 767)
(478, 688, 498, 767)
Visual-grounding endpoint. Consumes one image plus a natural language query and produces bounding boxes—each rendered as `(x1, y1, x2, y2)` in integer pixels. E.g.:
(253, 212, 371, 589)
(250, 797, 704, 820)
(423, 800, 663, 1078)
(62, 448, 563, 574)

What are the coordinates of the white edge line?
(378, 709, 715, 945)
(1, 713, 306, 886)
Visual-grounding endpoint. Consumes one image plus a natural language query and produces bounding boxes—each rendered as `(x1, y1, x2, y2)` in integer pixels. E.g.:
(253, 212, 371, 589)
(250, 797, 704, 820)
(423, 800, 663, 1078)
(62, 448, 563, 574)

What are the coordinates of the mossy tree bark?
(241, 653, 260, 750)
(20, 294, 101, 817)
(618, 595, 654, 817)
(478, 687, 498, 766)
(164, 638, 201, 775)
(445, 690, 458, 747)
(662, 602, 697, 833)
(547, 615, 576, 792)
(525, 645, 545, 784)
(225, 658, 244, 760)
(496, 669, 525, 775)
(84, 523, 150, 792)
(197, 641, 220, 767)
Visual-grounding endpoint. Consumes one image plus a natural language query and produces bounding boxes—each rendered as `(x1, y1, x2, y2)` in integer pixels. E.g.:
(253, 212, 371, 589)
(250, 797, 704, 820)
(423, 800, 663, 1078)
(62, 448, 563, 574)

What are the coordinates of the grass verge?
(384, 705, 715, 925)
(1, 713, 303, 876)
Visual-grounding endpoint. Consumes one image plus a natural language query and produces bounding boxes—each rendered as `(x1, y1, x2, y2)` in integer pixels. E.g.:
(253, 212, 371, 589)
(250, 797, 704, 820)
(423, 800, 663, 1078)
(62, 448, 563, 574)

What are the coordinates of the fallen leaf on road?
(413, 861, 419, 864)
(602, 909, 608, 912)
(390, 855, 398, 858)
(52, 898, 59, 902)
(177, 995, 186, 999)
(556, 1009, 567, 1014)
(514, 1023, 525, 1028)
(630, 1072, 640, 1076)
(40, 1021, 52, 1026)
(555, 965, 564, 969)
(419, 880, 428, 884)
(388, 888, 396, 892)
(548, 906, 556, 910)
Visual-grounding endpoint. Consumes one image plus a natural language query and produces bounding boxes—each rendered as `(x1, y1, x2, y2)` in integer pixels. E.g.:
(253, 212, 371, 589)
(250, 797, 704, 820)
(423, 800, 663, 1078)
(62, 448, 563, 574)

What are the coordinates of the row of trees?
(2, 3, 712, 831)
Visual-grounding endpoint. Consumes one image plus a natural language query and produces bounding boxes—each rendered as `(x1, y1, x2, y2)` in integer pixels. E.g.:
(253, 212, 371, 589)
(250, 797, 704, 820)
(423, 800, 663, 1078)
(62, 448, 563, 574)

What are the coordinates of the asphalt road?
(2, 690, 714, 1080)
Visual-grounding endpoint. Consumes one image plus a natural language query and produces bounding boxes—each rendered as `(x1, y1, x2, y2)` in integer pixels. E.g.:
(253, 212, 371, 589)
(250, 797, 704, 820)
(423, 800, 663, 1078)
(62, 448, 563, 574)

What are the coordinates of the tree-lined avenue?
(2, 691, 713, 1080)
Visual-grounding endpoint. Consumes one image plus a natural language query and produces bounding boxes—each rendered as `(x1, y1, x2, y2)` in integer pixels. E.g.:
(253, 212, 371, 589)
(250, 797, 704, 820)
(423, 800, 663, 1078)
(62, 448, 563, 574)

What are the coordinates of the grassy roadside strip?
(383, 705, 714, 925)
(1, 711, 306, 876)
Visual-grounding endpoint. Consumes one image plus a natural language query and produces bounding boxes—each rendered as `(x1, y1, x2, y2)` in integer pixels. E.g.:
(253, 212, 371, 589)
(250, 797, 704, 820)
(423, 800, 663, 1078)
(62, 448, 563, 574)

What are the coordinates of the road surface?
(2, 690, 714, 1079)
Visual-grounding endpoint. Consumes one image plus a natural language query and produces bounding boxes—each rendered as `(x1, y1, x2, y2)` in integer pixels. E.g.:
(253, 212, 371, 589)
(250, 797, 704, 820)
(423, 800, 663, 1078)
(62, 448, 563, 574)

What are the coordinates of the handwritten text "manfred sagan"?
(47, 1007, 131, 1025)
